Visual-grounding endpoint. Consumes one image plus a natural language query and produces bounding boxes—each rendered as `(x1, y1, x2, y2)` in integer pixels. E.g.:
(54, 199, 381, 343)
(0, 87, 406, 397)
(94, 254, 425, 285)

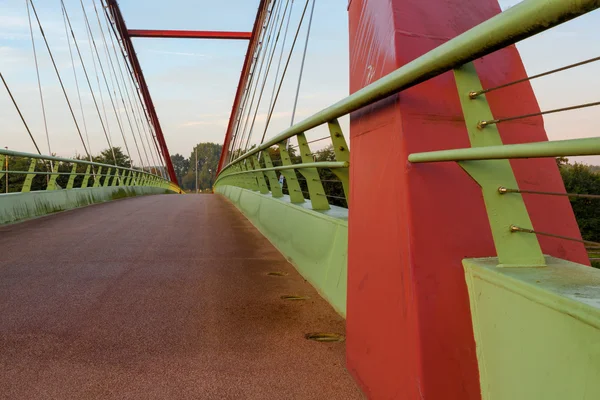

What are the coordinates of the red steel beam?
(105, 0, 178, 183)
(128, 29, 252, 40)
(217, 0, 270, 173)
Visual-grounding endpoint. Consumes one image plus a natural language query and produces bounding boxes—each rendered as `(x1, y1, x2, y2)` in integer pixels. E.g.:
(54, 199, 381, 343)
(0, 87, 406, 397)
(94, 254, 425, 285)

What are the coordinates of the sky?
(0, 0, 599, 165)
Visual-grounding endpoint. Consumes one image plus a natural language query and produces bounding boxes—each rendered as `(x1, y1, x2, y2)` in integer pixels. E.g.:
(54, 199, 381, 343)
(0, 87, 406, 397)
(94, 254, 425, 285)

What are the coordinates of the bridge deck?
(0, 194, 362, 399)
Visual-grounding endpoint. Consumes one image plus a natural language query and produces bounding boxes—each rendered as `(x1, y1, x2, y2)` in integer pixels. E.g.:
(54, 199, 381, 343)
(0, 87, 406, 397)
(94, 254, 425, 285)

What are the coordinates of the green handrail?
(220, 0, 600, 173)
(409, 137, 600, 163)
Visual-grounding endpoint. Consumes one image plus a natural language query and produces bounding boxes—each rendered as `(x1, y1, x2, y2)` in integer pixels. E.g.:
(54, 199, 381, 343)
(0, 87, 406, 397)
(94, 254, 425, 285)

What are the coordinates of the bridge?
(1, 0, 599, 399)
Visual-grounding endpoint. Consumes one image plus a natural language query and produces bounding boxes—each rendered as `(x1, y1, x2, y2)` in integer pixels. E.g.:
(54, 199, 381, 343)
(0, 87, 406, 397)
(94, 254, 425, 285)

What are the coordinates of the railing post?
(112, 170, 120, 186)
(327, 119, 350, 203)
(454, 63, 545, 267)
(47, 162, 60, 191)
(296, 133, 329, 210)
(262, 151, 283, 198)
(250, 155, 269, 194)
(103, 168, 112, 187)
(82, 165, 92, 188)
(21, 159, 37, 193)
(93, 167, 102, 188)
(277, 141, 304, 203)
(66, 163, 78, 190)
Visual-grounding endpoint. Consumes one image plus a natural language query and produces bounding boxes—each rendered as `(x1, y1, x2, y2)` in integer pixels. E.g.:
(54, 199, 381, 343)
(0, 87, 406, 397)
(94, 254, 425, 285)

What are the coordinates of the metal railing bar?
(0, 148, 164, 179)
(408, 137, 600, 163)
(216, 161, 348, 180)
(499, 186, 600, 199)
(478, 101, 600, 128)
(288, 135, 330, 148)
(0, 170, 114, 177)
(317, 193, 347, 200)
(510, 225, 600, 247)
(220, 0, 600, 173)
(469, 55, 600, 98)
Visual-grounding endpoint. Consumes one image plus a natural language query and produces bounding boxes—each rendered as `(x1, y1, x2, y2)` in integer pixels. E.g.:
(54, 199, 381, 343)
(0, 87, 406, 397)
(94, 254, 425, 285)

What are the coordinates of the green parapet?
(21, 159, 37, 193)
(82, 165, 92, 188)
(327, 119, 350, 203)
(464, 256, 600, 399)
(453, 63, 544, 267)
(262, 151, 283, 198)
(47, 162, 60, 191)
(296, 133, 330, 210)
(251, 155, 269, 194)
(66, 163, 78, 190)
(277, 142, 304, 203)
(93, 167, 102, 188)
(103, 168, 112, 187)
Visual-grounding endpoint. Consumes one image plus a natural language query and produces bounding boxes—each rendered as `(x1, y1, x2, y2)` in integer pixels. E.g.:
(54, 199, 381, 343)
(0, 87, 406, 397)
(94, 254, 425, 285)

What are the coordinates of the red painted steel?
(217, 0, 270, 173)
(105, 0, 178, 183)
(346, 0, 588, 399)
(128, 29, 252, 40)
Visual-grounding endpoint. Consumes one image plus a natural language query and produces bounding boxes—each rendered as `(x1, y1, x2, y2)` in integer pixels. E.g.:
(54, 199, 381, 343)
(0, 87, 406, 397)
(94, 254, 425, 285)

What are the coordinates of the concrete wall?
(216, 185, 349, 316)
(0, 186, 174, 225)
(464, 257, 600, 400)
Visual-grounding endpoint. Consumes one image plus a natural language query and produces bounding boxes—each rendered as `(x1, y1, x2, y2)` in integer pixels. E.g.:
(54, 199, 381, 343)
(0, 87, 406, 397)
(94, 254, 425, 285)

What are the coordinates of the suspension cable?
(28, 0, 92, 160)
(243, 0, 292, 153)
(233, 0, 282, 160)
(61, 0, 117, 165)
(25, 0, 51, 157)
(97, 0, 152, 170)
(0, 72, 42, 154)
(93, 0, 144, 170)
(99, 0, 167, 176)
(257, 0, 311, 146)
(290, 0, 315, 128)
(79, 0, 135, 168)
(61, 2, 93, 158)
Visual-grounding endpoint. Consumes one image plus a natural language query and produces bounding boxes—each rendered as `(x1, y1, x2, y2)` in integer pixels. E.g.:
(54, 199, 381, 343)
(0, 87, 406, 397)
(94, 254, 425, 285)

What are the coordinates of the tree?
(171, 153, 189, 186)
(93, 147, 131, 168)
(181, 143, 222, 191)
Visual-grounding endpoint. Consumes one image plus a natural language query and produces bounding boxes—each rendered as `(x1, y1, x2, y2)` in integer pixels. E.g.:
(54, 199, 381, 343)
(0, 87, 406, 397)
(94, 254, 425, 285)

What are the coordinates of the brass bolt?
(339, 146, 345, 151)
(469, 91, 479, 99)
(498, 186, 508, 194)
(477, 120, 489, 130)
(509, 225, 520, 233)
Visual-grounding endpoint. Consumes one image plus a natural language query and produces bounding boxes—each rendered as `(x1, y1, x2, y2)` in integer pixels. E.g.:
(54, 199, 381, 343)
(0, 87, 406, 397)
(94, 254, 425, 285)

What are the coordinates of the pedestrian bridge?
(1, 0, 600, 398)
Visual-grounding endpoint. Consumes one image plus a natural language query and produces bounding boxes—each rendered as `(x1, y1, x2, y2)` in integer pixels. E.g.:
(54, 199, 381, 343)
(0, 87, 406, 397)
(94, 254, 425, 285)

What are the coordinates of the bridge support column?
(346, 0, 587, 399)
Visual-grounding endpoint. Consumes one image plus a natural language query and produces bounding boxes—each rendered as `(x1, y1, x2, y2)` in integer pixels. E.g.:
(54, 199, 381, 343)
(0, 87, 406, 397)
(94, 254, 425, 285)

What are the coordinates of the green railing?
(0, 148, 180, 194)
(215, 0, 600, 266)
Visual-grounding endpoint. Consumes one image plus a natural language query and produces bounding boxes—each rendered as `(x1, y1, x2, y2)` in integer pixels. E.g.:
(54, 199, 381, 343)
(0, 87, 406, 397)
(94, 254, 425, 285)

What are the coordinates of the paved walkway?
(0, 194, 362, 399)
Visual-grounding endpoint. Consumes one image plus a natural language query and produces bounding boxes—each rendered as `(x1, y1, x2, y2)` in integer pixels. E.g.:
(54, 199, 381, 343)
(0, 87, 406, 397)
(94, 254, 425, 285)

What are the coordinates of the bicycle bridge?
(1, 0, 600, 399)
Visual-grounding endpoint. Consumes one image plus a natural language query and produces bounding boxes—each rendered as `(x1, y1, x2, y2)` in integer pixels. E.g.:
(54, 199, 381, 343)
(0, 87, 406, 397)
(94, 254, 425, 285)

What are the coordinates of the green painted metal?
(93, 167, 102, 188)
(47, 162, 60, 191)
(125, 171, 132, 186)
(409, 137, 600, 163)
(454, 63, 544, 267)
(66, 163, 78, 190)
(216, 185, 348, 316)
(103, 168, 112, 187)
(220, 0, 600, 175)
(0, 155, 4, 181)
(261, 151, 283, 198)
(251, 155, 269, 194)
(278, 142, 304, 203)
(296, 133, 330, 210)
(21, 159, 37, 193)
(464, 256, 600, 399)
(215, 161, 348, 180)
(327, 119, 350, 202)
(82, 165, 91, 188)
(112, 170, 120, 186)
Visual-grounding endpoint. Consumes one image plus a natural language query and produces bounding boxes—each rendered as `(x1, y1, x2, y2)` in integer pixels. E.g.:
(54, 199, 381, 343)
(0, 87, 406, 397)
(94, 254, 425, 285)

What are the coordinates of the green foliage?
(170, 153, 189, 187)
(560, 162, 600, 243)
(181, 143, 222, 191)
(92, 147, 131, 168)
